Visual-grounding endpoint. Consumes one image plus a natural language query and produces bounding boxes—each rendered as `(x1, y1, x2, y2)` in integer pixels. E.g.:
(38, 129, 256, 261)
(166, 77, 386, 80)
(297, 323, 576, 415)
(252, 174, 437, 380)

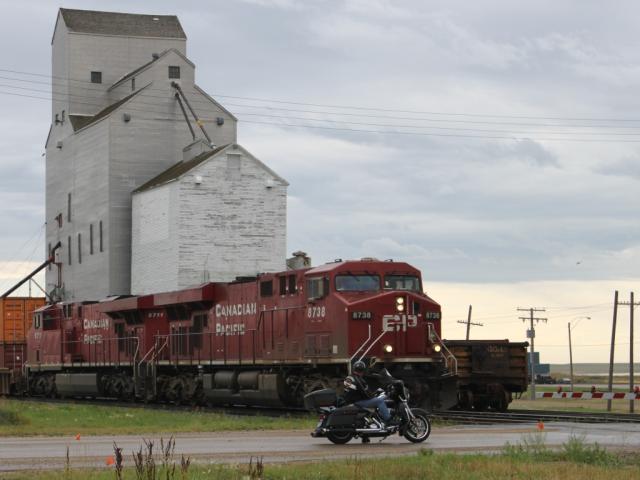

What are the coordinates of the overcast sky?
(0, 1, 638, 364)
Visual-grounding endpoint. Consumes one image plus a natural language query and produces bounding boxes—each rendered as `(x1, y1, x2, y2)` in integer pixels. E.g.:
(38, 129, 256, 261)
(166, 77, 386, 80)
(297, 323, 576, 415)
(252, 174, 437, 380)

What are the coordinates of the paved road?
(2, 423, 640, 472)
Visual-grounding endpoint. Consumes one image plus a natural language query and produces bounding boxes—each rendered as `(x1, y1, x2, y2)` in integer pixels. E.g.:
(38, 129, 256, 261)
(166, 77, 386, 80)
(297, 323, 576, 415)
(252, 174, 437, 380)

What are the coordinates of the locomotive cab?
(301, 259, 457, 409)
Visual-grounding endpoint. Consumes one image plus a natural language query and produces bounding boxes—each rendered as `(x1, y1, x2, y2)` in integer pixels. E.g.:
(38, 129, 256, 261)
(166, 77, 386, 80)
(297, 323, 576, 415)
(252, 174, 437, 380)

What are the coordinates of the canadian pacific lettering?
(83, 318, 110, 329)
(215, 323, 246, 336)
(215, 302, 256, 318)
(83, 334, 103, 344)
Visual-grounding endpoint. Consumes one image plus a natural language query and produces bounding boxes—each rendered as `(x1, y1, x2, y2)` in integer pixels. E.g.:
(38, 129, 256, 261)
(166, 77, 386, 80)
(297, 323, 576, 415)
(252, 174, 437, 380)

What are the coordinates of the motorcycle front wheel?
(403, 408, 431, 443)
(327, 431, 354, 444)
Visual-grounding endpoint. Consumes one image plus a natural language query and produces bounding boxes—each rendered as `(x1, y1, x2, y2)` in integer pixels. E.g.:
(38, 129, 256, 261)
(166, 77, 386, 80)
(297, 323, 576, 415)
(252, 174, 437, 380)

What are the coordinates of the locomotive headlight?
(396, 297, 405, 312)
(384, 344, 393, 354)
(434, 344, 442, 353)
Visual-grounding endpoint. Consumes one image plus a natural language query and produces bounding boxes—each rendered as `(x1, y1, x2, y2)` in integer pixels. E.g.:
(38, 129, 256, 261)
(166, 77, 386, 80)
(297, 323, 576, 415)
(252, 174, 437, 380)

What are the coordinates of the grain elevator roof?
(59, 8, 186, 39)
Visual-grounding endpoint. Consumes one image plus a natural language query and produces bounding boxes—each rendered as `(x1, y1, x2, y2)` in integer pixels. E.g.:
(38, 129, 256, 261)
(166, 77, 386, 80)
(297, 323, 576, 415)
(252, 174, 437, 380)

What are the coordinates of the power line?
(0, 224, 45, 292)
(8, 89, 640, 144)
(0, 223, 45, 275)
(3, 66, 640, 124)
(4, 79, 640, 136)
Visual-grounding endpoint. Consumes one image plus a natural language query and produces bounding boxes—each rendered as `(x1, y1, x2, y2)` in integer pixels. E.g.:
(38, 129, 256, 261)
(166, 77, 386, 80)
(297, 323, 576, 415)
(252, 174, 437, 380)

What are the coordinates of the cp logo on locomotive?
(382, 314, 418, 332)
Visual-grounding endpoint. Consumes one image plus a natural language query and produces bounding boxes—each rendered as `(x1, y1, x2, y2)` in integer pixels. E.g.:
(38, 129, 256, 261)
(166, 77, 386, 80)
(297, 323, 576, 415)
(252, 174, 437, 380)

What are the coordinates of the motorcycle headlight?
(383, 344, 393, 354)
(434, 344, 442, 353)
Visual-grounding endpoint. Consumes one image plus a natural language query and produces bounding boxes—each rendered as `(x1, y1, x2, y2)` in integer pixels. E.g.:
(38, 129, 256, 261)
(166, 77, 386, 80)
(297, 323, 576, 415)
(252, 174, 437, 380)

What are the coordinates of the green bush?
(561, 435, 620, 467)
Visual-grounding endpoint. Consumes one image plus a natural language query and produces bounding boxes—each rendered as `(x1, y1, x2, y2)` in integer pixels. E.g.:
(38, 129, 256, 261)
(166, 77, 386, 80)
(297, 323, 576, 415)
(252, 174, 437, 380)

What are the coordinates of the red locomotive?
(25, 259, 459, 409)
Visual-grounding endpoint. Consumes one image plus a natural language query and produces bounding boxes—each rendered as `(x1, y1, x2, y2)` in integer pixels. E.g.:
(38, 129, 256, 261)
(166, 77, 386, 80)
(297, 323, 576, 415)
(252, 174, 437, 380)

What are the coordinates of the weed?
(248, 456, 265, 479)
(0, 409, 27, 425)
(503, 431, 550, 461)
(503, 431, 626, 468)
(179, 455, 191, 480)
(160, 436, 176, 480)
(562, 434, 620, 466)
(64, 445, 70, 480)
(113, 442, 124, 480)
(419, 448, 434, 457)
(132, 439, 156, 480)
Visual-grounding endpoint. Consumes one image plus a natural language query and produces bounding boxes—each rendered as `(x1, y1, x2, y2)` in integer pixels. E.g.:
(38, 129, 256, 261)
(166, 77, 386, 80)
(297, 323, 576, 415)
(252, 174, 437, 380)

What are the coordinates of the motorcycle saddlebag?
(304, 388, 337, 410)
(326, 405, 362, 427)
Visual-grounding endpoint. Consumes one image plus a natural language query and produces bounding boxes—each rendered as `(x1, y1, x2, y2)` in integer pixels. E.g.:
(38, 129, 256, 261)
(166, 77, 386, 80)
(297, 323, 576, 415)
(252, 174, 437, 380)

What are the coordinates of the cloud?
(595, 155, 640, 180)
(495, 139, 560, 167)
(237, 0, 305, 10)
(1, 0, 638, 291)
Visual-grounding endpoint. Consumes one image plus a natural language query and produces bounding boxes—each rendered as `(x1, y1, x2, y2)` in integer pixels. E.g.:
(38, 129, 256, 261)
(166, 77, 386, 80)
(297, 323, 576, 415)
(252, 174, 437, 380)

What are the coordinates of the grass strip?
(0, 399, 315, 436)
(1, 448, 639, 480)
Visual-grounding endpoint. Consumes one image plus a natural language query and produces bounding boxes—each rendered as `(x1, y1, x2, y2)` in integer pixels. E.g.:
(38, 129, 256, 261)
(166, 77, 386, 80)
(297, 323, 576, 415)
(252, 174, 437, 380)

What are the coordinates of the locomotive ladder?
(134, 336, 168, 401)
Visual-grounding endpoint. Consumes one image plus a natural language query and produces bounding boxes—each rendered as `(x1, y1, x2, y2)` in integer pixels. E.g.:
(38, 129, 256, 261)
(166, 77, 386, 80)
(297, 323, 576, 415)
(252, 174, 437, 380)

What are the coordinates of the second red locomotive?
(26, 259, 459, 409)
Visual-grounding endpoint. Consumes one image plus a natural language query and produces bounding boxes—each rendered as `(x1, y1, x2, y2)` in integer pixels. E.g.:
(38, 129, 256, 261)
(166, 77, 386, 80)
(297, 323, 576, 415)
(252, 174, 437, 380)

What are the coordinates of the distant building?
(45, 9, 286, 300)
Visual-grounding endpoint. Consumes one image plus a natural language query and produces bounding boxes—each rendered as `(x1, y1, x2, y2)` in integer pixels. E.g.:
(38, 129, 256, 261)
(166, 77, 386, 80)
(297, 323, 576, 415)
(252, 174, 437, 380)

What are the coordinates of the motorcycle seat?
(343, 403, 376, 414)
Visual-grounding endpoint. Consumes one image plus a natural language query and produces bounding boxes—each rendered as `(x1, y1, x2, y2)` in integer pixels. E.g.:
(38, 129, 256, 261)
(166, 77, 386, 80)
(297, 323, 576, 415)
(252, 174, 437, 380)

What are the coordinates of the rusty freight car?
(0, 297, 46, 394)
(443, 340, 528, 411)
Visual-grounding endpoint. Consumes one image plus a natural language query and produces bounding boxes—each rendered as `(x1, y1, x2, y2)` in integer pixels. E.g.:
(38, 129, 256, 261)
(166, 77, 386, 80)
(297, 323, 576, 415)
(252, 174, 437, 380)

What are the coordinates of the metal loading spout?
(171, 81, 214, 146)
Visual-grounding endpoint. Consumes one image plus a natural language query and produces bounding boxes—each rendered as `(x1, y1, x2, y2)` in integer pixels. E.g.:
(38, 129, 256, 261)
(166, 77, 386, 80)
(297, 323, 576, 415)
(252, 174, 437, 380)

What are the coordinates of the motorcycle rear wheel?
(403, 408, 431, 443)
(327, 431, 354, 444)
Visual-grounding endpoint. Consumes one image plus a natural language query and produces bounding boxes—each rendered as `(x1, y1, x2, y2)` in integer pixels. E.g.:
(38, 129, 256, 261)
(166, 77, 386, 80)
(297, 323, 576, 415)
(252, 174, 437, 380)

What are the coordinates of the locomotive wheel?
(459, 390, 474, 410)
(403, 408, 431, 443)
(327, 431, 354, 444)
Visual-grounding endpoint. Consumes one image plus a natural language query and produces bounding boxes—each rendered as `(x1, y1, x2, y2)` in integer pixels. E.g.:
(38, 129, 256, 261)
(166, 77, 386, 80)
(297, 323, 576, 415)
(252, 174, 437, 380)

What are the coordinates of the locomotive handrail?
(132, 336, 141, 364)
(427, 323, 457, 375)
(348, 324, 372, 373)
(64, 336, 140, 364)
(151, 335, 169, 364)
(357, 329, 388, 363)
(137, 342, 156, 366)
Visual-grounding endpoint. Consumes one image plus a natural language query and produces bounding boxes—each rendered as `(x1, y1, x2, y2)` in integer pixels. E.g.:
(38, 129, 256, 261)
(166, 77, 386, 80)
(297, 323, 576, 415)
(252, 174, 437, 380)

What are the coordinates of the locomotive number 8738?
(25, 258, 459, 409)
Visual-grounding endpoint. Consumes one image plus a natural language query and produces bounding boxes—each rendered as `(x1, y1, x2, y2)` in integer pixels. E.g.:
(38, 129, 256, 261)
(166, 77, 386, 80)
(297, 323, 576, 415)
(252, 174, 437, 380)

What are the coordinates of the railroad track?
(432, 409, 640, 424)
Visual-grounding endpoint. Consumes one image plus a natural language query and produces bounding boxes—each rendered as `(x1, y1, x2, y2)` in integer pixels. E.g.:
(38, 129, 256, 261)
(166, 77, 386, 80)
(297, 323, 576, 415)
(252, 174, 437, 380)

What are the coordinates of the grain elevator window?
(168, 66, 180, 79)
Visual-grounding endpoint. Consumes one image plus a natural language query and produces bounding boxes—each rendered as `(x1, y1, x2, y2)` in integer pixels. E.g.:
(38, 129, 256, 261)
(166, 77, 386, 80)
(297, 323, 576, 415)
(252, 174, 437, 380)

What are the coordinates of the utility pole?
(518, 307, 547, 400)
(457, 305, 483, 340)
(607, 291, 618, 412)
(619, 292, 638, 413)
(568, 316, 590, 393)
(568, 322, 574, 392)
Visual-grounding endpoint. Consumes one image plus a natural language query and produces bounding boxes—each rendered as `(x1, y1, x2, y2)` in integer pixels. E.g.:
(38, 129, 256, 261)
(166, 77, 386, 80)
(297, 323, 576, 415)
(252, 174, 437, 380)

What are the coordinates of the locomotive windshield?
(384, 275, 421, 292)
(335, 274, 380, 292)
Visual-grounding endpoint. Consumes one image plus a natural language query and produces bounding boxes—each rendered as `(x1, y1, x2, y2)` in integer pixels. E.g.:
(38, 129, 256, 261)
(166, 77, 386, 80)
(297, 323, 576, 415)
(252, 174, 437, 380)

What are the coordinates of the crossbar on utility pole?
(456, 305, 483, 340)
(518, 307, 547, 400)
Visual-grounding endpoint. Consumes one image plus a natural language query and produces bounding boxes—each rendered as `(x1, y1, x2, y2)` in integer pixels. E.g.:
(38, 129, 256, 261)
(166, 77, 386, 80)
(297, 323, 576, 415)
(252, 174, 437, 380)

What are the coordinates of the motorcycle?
(304, 369, 431, 444)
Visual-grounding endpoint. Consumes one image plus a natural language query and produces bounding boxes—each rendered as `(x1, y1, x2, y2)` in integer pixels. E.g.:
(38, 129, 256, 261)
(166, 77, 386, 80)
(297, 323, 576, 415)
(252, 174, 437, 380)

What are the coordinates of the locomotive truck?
(24, 259, 460, 410)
